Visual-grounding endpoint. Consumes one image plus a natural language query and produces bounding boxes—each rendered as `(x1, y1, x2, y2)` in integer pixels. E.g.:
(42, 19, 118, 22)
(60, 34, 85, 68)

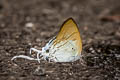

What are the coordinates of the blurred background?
(0, 0, 120, 80)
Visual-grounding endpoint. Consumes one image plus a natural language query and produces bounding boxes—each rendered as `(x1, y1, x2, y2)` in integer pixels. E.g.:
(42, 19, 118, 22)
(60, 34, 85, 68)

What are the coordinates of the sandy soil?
(0, 0, 120, 80)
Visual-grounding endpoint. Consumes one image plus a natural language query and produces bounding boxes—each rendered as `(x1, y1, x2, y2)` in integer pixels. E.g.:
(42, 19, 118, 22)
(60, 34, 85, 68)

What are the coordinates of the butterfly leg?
(11, 55, 38, 61)
(29, 48, 42, 63)
(30, 48, 42, 55)
(11, 48, 42, 62)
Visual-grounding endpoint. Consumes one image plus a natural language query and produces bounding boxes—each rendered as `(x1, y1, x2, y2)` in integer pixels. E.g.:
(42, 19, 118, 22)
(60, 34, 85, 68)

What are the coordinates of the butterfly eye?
(46, 49, 49, 53)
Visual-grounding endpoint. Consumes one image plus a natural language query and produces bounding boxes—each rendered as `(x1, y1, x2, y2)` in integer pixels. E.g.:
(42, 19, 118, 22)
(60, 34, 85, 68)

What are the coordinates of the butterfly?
(11, 18, 82, 62)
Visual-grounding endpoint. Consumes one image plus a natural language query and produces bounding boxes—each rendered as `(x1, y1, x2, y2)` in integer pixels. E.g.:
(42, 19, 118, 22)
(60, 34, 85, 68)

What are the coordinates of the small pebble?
(25, 22, 34, 28)
(33, 66, 46, 76)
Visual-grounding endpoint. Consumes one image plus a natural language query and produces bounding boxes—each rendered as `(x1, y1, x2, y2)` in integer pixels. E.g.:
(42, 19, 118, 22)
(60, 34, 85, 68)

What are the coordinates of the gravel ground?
(0, 0, 120, 80)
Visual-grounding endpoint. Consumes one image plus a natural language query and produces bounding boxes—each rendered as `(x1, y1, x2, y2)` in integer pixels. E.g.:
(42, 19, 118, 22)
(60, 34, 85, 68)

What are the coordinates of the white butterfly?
(11, 18, 82, 62)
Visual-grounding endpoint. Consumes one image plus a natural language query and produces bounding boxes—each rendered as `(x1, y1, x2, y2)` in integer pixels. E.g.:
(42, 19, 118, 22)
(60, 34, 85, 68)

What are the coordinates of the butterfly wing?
(53, 18, 82, 54)
(46, 18, 82, 62)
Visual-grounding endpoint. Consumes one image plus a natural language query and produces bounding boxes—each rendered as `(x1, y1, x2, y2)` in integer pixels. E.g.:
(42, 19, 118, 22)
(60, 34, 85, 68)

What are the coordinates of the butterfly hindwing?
(53, 18, 82, 54)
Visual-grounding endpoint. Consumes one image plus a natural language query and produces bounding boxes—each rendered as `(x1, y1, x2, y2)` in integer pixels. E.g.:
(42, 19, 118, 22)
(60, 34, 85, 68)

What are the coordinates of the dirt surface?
(0, 0, 120, 80)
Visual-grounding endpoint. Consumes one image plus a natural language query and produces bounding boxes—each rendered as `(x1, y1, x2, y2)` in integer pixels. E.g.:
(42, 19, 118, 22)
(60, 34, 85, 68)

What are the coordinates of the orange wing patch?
(53, 18, 82, 53)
